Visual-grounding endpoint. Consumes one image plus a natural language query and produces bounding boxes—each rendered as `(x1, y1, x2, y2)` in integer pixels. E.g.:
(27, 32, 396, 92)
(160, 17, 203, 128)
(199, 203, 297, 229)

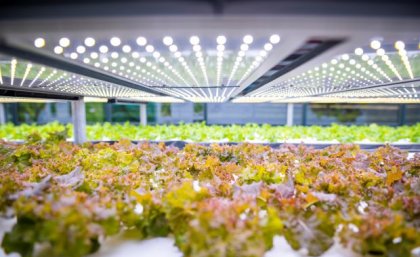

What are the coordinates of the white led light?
(76, 46, 86, 54)
(370, 40, 381, 50)
(163, 36, 173, 46)
(193, 45, 201, 52)
(54, 46, 63, 54)
(153, 52, 160, 58)
(122, 45, 131, 53)
(111, 52, 119, 59)
(34, 38, 45, 48)
(190, 36, 200, 45)
(83, 58, 90, 63)
(132, 52, 140, 58)
(341, 54, 350, 60)
(354, 48, 363, 55)
(70, 52, 78, 59)
(169, 45, 178, 52)
(99, 45, 109, 53)
(394, 41, 405, 50)
(90, 52, 99, 59)
(270, 34, 280, 44)
(362, 54, 369, 61)
(217, 45, 225, 51)
(376, 48, 385, 56)
(136, 36, 147, 46)
(243, 35, 253, 44)
(240, 44, 249, 51)
(145, 45, 154, 52)
(264, 43, 273, 51)
(84, 37, 95, 47)
(59, 37, 70, 47)
(216, 35, 226, 45)
(110, 37, 121, 46)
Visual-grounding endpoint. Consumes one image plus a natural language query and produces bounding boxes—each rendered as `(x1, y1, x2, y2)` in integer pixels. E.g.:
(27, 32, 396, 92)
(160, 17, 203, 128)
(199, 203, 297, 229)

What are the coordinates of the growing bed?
(0, 132, 419, 257)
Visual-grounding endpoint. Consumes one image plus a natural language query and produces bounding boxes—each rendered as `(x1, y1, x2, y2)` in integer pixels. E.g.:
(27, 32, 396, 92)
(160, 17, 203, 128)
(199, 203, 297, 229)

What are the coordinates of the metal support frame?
(286, 103, 294, 126)
(0, 103, 6, 124)
(302, 103, 308, 126)
(399, 104, 406, 126)
(140, 103, 147, 126)
(203, 103, 208, 125)
(71, 97, 87, 144)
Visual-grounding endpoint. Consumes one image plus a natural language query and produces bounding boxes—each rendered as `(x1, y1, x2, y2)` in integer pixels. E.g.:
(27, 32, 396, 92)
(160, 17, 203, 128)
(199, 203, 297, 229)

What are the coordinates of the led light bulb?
(84, 37, 95, 47)
(54, 46, 63, 54)
(136, 36, 147, 46)
(270, 34, 280, 44)
(243, 35, 253, 44)
(240, 44, 249, 51)
(216, 35, 226, 45)
(341, 54, 350, 60)
(190, 36, 200, 45)
(110, 37, 121, 46)
(354, 48, 363, 55)
(169, 45, 178, 52)
(99, 45, 109, 53)
(163, 36, 173, 46)
(394, 41, 405, 50)
(145, 45, 154, 52)
(34, 38, 45, 48)
(76, 46, 86, 54)
(370, 40, 381, 50)
(70, 52, 78, 59)
(193, 45, 201, 52)
(59, 37, 70, 47)
(122, 45, 131, 53)
(264, 43, 273, 51)
(376, 48, 385, 56)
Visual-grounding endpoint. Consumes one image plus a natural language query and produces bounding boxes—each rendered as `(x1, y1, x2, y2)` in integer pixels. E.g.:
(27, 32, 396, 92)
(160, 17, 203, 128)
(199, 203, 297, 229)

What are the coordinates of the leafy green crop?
(0, 132, 419, 257)
(0, 122, 419, 143)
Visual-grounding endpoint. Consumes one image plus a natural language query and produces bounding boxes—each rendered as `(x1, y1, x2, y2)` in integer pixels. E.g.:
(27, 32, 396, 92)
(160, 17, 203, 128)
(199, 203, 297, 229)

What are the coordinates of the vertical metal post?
(71, 97, 87, 144)
(0, 103, 6, 124)
(11, 103, 18, 124)
(398, 104, 406, 126)
(286, 103, 294, 126)
(203, 103, 208, 125)
(302, 103, 308, 126)
(104, 103, 112, 122)
(140, 103, 147, 126)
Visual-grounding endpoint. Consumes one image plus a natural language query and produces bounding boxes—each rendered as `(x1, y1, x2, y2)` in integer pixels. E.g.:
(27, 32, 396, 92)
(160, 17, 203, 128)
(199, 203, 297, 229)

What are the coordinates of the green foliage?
(0, 122, 419, 142)
(0, 137, 419, 257)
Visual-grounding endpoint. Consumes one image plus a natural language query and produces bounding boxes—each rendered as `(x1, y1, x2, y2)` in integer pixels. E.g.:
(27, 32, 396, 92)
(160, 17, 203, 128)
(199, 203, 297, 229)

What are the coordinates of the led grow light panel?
(244, 38, 420, 101)
(0, 56, 170, 100)
(28, 34, 281, 102)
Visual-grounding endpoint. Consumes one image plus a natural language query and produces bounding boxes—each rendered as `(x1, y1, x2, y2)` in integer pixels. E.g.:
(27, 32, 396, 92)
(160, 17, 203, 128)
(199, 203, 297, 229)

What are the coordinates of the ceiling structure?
(0, 0, 419, 104)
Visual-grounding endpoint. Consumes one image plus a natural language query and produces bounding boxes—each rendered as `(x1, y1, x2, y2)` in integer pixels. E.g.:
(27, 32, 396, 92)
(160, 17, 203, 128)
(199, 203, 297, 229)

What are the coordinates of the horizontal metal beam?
(236, 39, 343, 98)
(0, 40, 171, 97)
(0, 88, 80, 100)
(313, 78, 420, 97)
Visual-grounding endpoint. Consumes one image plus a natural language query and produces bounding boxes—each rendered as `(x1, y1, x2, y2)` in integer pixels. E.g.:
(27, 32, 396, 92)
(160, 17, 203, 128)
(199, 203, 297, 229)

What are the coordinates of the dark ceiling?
(0, 0, 419, 19)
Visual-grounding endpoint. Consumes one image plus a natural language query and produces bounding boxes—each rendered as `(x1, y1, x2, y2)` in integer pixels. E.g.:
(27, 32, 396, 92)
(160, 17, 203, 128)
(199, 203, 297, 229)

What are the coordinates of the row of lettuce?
(0, 122, 419, 143)
(0, 132, 419, 257)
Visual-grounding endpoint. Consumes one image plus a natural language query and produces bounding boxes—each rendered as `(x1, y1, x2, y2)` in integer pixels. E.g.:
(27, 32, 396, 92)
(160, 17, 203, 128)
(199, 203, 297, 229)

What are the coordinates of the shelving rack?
(0, 0, 419, 142)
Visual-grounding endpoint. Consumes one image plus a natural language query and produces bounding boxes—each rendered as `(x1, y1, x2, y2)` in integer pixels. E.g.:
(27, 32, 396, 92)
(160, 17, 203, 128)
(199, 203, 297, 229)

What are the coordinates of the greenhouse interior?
(0, 0, 419, 257)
